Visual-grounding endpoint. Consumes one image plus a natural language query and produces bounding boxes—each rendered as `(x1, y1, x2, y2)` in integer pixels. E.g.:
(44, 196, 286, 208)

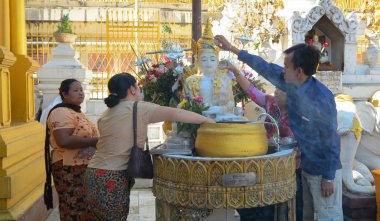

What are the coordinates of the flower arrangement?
(139, 60, 183, 107)
(320, 42, 329, 57)
(176, 95, 209, 141)
(232, 69, 266, 104)
(306, 38, 330, 63)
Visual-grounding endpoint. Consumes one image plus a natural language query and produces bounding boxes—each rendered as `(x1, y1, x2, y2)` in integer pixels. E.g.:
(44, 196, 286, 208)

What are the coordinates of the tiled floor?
(45, 188, 156, 221)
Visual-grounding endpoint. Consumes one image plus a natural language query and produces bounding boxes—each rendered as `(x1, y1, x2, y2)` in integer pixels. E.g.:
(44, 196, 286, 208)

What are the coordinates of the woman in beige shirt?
(46, 79, 99, 221)
(86, 73, 214, 221)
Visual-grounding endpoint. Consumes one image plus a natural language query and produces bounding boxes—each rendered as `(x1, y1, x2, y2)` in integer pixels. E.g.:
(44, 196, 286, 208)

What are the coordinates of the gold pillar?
(0, 48, 15, 128)
(0, 0, 14, 128)
(9, 0, 38, 122)
(9, 0, 26, 55)
(0, 1, 46, 220)
(0, 0, 10, 49)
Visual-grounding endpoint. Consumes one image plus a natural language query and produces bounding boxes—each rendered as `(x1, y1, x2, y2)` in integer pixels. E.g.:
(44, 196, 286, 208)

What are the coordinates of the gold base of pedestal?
(153, 149, 296, 209)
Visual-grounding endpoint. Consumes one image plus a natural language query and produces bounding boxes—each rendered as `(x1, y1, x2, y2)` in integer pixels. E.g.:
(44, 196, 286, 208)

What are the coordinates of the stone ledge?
(343, 74, 380, 84)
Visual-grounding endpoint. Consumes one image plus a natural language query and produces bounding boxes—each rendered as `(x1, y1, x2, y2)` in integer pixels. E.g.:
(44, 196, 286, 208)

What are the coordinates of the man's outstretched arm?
(214, 35, 286, 91)
(237, 50, 286, 91)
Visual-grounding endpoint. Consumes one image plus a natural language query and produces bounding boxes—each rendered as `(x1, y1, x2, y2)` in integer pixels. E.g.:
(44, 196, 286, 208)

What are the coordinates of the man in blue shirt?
(215, 35, 342, 220)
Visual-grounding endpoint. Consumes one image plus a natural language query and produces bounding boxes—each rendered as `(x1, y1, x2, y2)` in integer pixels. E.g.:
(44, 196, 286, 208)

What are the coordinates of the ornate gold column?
(0, 0, 46, 220)
(0, 0, 14, 128)
(9, 0, 39, 122)
(0, 49, 15, 128)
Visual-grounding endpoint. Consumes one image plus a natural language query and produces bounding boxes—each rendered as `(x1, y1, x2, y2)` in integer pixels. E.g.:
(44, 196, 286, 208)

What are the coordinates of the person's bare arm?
(150, 106, 215, 124)
(53, 128, 98, 148)
(220, 60, 250, 92)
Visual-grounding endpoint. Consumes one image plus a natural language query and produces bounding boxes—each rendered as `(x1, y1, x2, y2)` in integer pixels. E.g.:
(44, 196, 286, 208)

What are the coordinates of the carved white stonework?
(290, 0, 357, 44)
(37, 43, 93, 112)
(314, 71, 342, 94)
(289, 0, 358, 76)
(286, 0, 380, 101)
(363, 36, 380, 73)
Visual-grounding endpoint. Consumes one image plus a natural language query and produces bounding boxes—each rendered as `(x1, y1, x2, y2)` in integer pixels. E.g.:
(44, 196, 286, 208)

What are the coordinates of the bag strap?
(133, 101, 138, 147)
(132, 101, 149, 151)
(145, 137, 149, 151)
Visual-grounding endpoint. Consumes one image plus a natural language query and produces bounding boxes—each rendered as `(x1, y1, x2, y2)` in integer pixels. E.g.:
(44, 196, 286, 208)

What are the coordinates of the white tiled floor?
(45, 188, 156, 221)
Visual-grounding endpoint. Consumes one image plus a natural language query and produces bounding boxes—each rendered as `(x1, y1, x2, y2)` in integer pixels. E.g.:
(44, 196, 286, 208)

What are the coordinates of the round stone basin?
(152, 147, 296, 209)
(195, 122, 268, 157)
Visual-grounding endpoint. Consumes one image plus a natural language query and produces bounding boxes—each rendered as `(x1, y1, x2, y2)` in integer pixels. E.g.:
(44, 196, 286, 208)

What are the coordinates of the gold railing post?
(106, 10, 111, 83)
(135, 0, 139, 66)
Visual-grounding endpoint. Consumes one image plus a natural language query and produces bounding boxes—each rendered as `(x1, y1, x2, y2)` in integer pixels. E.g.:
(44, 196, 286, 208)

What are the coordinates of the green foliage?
(56, 14, 75, 34)
(152, 70, 177, 106)
(253, 42, 260, 50)
(140, 63, 181, 107)
(177, 97, 209, 141)
(162, 23, 173, 34)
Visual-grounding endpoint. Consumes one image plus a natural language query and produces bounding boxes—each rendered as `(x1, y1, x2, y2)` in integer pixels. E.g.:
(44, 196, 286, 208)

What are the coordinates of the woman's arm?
(53, 129, 98, 148)
(221, 60, 266, 106)
(150, 106, 215, 124)
(215, 35, 286, 91)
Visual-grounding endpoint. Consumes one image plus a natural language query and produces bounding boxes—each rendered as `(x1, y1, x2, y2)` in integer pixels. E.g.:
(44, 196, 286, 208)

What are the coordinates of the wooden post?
(192, 0, 202, 63)
(192, 0, 202, 42)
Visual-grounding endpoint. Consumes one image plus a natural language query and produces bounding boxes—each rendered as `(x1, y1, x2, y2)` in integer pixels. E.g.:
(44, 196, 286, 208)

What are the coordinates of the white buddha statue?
(185, 21, 246, 122)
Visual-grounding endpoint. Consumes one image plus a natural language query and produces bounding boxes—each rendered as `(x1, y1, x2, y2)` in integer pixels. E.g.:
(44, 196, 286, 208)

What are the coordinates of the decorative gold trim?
(153, 150, 296, 209)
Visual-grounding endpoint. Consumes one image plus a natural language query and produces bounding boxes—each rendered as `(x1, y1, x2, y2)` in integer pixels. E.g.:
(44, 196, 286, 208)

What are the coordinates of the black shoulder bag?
(126, 101, 154, 179)
(44, 103, 81, 209)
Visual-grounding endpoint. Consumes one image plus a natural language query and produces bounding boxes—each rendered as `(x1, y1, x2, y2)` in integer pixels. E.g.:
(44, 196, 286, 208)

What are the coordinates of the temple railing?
(25, 0, 205, 6)
(26, 9, 192, 99)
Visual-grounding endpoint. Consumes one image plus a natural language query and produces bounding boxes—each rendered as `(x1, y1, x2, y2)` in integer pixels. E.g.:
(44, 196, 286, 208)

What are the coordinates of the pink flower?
(323, 42, 329, 48)
(156, 67, 166, 73)
(307, 39, 314, 45)
(193, 97, 203, 102)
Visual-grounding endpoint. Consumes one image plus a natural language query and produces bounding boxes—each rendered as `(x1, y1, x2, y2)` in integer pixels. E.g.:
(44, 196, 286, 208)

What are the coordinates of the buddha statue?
(185, 20, 246, 122)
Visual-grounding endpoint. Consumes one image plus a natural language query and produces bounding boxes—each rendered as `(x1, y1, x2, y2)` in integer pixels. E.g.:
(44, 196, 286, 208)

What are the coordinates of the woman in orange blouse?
(46, 79, 99, 221)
